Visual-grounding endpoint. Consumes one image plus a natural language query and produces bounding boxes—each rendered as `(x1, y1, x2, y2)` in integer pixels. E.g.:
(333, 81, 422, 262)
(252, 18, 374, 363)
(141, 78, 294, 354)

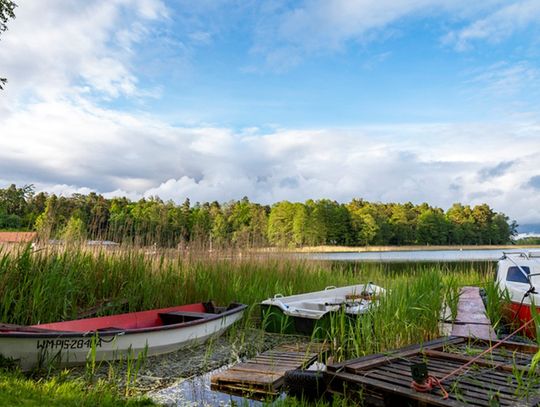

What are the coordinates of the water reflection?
(303, 248, 540, 262)
(150, 365, 281, 406)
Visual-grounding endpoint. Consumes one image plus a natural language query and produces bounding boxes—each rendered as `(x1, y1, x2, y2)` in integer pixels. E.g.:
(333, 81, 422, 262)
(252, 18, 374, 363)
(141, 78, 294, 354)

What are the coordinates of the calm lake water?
(302, 247, 540, 262)
(151, 365, 266, 406)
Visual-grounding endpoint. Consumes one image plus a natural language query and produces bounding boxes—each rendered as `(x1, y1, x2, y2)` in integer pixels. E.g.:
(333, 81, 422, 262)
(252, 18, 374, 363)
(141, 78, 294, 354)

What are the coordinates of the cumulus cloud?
(1, 99, 540, 222)
(0, 0, 167, 101)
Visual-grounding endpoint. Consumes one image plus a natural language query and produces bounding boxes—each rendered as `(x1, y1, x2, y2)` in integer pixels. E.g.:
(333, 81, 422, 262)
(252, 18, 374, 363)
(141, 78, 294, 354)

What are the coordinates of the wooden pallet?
(211, 342, 328, 399)
(327, 336, 540, 406)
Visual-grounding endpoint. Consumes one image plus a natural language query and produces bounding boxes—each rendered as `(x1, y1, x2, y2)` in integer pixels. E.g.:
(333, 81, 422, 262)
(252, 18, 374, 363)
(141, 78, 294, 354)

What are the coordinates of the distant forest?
(0, 184, 517, 247)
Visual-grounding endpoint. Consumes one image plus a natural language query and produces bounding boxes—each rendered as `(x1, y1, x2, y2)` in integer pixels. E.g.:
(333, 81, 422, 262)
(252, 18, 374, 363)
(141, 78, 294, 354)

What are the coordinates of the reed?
(0, 245, 492, 328)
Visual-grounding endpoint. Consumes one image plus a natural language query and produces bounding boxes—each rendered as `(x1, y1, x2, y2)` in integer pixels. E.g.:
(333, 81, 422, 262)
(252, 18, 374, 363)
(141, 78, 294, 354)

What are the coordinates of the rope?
(511, 287, 534, 326)
(411, 375, 449, 399)
(411, 317, 536, 398)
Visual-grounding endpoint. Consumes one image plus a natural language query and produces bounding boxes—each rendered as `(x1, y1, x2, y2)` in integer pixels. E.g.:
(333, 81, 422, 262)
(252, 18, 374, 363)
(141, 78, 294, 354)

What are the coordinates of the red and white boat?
(0, 302, 246, 370)
(497, 251, 540, 334)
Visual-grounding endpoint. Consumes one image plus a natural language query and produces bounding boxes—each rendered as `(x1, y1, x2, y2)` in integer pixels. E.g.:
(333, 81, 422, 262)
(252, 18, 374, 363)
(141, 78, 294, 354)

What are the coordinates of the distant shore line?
(254, 244, 540, 253)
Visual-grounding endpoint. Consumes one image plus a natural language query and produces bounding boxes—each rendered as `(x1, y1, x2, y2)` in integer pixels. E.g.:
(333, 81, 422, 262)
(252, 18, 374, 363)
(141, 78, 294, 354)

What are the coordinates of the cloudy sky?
(1, 0, 540, 225)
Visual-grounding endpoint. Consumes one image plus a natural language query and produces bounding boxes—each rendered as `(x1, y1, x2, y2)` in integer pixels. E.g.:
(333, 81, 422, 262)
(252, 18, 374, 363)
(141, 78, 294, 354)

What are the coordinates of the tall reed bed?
(0, 245, 492, 326)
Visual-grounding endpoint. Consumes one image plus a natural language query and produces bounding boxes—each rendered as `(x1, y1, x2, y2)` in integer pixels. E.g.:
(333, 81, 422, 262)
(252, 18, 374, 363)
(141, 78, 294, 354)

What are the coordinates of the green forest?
(0, 184, 517, 247)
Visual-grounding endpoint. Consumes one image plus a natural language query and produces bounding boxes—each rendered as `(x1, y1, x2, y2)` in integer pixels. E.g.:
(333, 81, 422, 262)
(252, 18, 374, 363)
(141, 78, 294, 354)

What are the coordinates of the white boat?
(260, 283, 384, 336)
(0, 302, 246, 370)
(497, 251, 540, 336)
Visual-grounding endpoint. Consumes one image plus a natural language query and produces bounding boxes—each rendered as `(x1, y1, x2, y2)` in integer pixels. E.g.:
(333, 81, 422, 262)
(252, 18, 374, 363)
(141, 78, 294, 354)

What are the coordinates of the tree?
(62, 214, 87, 243)
(0, 0, 16, 90)
(417, 208, 449, 245)
(267, 201, 296, 247)
(34, 195, 58, 240)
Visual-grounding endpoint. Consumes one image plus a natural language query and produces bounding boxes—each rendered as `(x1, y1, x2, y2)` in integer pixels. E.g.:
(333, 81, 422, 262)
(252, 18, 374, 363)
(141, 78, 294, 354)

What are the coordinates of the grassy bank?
(0, 369, 152, 407)
(0, 245, 496, 404)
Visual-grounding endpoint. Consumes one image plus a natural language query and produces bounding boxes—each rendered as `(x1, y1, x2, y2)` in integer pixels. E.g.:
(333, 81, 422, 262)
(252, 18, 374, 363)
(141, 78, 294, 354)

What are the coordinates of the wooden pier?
(451, 286, 496, 340)
(211, 342, 328, 399)
(326, 336, 540, 406)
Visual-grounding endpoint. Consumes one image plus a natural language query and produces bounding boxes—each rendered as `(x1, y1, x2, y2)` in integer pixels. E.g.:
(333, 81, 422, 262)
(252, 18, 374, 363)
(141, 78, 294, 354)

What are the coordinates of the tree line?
(0, 184, 517, 247)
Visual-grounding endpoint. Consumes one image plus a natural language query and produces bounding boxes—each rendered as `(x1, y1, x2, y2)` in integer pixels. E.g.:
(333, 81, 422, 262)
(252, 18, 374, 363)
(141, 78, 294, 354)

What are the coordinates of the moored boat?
(497, 251, 540, 335)
(0, 301, 246, 370)
(260, 283, 384, 336)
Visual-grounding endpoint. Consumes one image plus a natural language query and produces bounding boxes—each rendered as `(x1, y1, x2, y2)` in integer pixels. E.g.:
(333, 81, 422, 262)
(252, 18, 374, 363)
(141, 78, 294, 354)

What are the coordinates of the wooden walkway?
(450, 286, 496, 340)
(326, 336, 540, 406)
(211, 342, 328, 399)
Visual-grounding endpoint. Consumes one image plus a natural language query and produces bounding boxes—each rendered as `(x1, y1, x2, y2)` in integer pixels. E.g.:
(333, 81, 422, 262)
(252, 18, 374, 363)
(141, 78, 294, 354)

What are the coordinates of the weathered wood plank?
(451, 286, 496, 340)
(344, 337, 466, 373)
(329, 371, 467, 407)
(424, 349, 530, 373)
(328, 336, 465, 372)
(210, 342, 328, 398)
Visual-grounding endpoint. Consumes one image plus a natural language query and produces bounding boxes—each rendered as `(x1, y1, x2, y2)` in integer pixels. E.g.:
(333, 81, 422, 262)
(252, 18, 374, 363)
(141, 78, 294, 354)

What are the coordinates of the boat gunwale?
(0, 303, 247, 338)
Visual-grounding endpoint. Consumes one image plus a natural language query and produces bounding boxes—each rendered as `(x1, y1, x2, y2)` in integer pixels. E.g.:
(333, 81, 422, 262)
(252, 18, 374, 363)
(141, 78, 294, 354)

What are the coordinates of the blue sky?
(1, 0, 540, 224)
(104, 1, 540, 127)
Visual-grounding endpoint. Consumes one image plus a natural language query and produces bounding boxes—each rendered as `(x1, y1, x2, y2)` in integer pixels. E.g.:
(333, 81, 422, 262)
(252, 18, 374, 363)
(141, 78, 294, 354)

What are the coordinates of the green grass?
(0, 369, 153, 407)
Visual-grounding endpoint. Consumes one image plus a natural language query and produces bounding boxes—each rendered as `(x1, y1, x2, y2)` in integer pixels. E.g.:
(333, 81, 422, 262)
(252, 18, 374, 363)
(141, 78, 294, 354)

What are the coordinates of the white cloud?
(0, 0, 166, 101)
(247, 0, 539, 69)
(1, 95, 540, 223)
(444, 0, 540, 51)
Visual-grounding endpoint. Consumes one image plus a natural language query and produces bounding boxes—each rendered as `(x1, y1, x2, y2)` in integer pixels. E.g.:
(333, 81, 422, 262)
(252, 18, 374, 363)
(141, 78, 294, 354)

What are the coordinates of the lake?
(302, 247, 540, 262)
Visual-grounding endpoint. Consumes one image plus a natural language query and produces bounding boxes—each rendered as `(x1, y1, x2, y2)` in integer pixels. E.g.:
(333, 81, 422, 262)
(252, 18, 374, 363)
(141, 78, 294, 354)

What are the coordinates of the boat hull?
(260, 283, 383, 337)
(261, 303, 351, 337)
(0, 304, 245, 370)
(507, 301, 539, 337)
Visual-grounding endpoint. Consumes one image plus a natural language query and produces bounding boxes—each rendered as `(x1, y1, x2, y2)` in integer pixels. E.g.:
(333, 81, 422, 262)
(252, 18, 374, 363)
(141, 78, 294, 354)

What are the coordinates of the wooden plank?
(344, 337, 466, 373)
(451, 287, 496, 341)
(328, 336, 465, 372)
(386, 359, 524, 400)
(211, 370, 281, 384)
(457, 339, 539, 355)
(424, 349, 530, 373)
(367, 367, 515, 406)
(328, 371, 465, 407)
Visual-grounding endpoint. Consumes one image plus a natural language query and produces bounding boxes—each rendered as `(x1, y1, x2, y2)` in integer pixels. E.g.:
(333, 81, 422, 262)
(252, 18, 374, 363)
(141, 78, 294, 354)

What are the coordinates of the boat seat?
(158, 311, 211, 325)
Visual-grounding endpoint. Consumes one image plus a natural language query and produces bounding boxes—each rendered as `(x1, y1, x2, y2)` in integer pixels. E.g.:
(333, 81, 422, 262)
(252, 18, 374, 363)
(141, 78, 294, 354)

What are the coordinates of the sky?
(0, 0, 540, 225)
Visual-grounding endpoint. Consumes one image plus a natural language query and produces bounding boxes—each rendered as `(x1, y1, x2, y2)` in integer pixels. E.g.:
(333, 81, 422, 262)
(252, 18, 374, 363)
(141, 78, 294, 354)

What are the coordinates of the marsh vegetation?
(0, 244, 505, 405)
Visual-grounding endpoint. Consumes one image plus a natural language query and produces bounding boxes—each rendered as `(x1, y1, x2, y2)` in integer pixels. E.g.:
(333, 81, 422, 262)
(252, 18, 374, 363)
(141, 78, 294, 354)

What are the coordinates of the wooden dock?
(326, 336, 540, 406)
(450, 286, 496, 340)
(211, 342, 328, 399)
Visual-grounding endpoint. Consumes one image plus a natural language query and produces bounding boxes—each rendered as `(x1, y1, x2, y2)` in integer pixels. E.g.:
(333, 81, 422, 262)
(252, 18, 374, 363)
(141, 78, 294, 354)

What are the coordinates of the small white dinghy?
(0, 302, 246, 370)
(260, 283, 384, 336)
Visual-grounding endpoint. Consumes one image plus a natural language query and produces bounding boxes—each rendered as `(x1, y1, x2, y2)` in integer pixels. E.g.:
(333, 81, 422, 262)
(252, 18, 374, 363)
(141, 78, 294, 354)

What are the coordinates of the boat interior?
(27, 302, 242, 333)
